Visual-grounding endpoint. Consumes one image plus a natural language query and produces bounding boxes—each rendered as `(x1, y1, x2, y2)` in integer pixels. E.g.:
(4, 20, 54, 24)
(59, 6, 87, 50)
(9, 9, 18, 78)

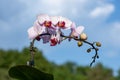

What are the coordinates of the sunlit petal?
(50, 16, 59, 25)
(34, 20, 46, 34)
(75, 26, 84, 35)
(27, 27, 38, 40)
(37, 14, 50, 24)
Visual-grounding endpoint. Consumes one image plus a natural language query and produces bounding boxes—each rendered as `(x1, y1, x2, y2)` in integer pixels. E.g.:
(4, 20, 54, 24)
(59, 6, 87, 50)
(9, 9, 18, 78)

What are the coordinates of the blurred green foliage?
(0, 48, 120, 80)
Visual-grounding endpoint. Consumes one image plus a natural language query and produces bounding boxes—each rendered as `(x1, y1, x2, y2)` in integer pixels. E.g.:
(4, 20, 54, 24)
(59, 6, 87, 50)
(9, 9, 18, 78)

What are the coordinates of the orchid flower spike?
(27, 14, 101, 67)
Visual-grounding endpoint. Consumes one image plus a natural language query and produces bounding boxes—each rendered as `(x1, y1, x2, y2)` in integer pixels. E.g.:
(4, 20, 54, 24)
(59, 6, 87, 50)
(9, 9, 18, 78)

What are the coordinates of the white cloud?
(94, 21, 120, 48)
(1, 0, 114, 25)
(17, 0, 115, 27)
(109, 22, 120, 47)
(71, 8, 78, 16)
(90, 4, 114, 18)
(41, 0, 63, 7)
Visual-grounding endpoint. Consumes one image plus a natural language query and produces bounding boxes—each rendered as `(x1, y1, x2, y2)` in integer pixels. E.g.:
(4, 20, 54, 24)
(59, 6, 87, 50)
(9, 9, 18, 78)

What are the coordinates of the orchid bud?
(96, 42, 101, 47)
(97, 55, 99, 58)
(77, 41, 83, 47)
(87, 49, 91, 53)
(80, 33, 87, 40)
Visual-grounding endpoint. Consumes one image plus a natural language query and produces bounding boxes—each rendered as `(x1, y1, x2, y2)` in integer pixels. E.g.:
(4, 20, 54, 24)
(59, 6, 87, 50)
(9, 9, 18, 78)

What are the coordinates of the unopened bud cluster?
(77, 33, 87, 47)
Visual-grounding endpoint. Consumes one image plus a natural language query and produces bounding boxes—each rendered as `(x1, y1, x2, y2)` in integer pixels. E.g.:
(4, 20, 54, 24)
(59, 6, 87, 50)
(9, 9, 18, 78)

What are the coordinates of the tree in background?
(116, 69, 120, 80)
(87, 63, 115, 80)
(0, 48, 119, 80)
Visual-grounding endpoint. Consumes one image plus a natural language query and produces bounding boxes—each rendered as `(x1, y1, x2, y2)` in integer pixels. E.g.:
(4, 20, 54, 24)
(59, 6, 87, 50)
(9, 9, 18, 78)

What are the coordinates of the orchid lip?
(50, 38, 58, 46)
(58, 21, 65, 28)
(44, 21, 52, 27)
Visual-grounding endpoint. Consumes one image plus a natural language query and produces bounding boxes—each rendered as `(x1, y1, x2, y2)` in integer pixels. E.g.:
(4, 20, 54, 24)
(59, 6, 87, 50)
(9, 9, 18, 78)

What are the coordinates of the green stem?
(28, 33, 100, 67)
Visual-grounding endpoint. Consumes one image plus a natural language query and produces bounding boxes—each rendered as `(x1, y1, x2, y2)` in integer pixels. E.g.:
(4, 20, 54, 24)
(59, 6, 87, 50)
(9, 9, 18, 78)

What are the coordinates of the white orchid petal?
(37, 14, 50, 24)
(27, 27, 38, 40)
(75, 26, 84, 35)
(71, 22, 76, 30)
(50, 16, 59, 25)
(56, 32, 60, 41)
(34, 20, 46, 34)
(64, 18, 72, 29)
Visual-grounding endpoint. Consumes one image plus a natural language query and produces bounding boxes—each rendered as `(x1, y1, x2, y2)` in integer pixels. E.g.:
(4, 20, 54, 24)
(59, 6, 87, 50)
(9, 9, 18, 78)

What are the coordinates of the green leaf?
(9, 65, 54, 80)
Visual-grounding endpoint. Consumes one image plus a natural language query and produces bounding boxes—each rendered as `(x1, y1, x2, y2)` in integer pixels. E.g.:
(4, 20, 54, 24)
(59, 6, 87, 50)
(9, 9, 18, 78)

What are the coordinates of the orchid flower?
(50, 16, 73, 29)
(56, 16, 72, 29)
(35, 15, 57, 43)
(70, 22, 84, 37)
(37, 14, 54, 29)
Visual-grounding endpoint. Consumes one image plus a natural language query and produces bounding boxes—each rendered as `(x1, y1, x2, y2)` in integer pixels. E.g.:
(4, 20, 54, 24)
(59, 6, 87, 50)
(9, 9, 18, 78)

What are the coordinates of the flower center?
(44, 21, 52, 27)
(58, 21, 65, 28)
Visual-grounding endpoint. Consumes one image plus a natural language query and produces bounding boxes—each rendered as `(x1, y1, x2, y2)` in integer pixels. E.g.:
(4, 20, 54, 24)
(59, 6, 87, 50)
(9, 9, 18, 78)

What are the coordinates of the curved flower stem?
(28, 33, 100, 67)
(28, 33, 50, 67)
(61, 34, 99, 67)
(82, 41, 99, 67)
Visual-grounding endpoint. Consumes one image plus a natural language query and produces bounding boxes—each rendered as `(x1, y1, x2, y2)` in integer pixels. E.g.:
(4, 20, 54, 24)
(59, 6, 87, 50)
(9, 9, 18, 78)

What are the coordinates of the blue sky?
(0, 0, 120, 75)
